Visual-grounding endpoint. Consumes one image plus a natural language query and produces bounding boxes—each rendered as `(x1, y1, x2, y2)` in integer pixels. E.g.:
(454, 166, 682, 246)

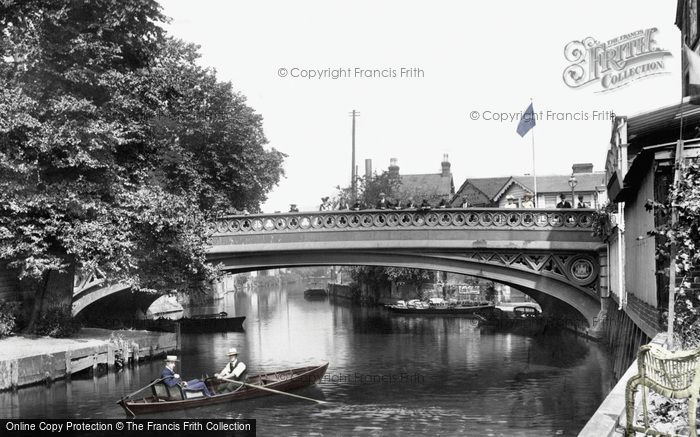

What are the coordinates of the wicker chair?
(625, 344, 700, 437)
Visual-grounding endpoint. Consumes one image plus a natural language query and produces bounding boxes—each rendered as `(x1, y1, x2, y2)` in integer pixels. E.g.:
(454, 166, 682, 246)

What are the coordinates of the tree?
(0, 0, 285, 333)
(646, 158, 700, 347)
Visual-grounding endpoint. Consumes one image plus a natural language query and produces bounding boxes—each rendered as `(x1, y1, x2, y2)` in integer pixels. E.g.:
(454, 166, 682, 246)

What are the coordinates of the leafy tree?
(646, 158, 700, 347)
(0, 0, 284, 333)
(333, 170, 401, 208)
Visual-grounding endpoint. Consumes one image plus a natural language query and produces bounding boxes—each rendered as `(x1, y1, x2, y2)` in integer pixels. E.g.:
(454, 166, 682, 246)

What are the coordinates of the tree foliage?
(0, 0, 285, 330)
(646, 158, 700, 347)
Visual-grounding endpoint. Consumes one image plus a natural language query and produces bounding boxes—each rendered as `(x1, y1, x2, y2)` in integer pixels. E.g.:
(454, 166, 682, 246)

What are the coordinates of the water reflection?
(0, 283, 612, 436)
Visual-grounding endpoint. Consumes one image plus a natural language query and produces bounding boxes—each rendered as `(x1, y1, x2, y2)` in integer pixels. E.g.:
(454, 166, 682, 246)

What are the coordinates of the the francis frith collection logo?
(563, 28, 672, 92)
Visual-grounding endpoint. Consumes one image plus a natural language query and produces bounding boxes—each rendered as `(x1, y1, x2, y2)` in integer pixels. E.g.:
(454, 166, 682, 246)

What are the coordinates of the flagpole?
(531, 98, 538, 207)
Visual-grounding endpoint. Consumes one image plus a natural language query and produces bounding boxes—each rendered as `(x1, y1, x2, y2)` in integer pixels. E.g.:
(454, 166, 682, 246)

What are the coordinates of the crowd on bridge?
(282, 192, 589, 213)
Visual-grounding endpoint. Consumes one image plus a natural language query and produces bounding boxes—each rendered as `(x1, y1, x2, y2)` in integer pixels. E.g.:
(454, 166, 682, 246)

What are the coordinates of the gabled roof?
(493, 177, 533, 201)
(398, 173, 454, 200)
(513, 173, 605, 193)
(455, 176, 512, 200)
(452, 172, 605, 204)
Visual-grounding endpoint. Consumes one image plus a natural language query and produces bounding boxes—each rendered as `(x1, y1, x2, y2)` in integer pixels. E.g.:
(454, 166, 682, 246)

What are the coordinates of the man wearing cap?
(376, 192, 389, 210)
(214, 348, 248, 393)
(161, 355, 212, 397)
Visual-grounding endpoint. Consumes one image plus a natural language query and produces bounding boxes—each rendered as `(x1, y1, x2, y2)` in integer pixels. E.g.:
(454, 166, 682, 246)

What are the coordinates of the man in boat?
(214, 348, 248, 393)
(161, 355, 212, 397)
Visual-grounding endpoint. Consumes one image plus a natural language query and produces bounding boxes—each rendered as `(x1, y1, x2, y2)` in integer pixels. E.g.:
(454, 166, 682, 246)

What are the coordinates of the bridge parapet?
(209, 208, 597, 235)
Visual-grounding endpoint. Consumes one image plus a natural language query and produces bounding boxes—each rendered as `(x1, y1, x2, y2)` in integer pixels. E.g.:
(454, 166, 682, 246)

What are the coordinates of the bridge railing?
(208, 208, 597, 235)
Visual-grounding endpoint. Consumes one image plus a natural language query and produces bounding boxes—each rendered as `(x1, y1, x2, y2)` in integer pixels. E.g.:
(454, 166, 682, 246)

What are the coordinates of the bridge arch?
(212, 249, 602, 329)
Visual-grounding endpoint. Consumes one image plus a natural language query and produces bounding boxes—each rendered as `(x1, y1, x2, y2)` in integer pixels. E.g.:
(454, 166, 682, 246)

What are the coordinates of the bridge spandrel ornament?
(349, 214, 361, 228)
(399, 213, 413, 226)
(252, 218, 264, 232)
(565, 255, 599, 286)
(240, 219, 252, 232)
(563, 213, 578, 228)
(452, 212, 466, 226)
(479, 212, 493, 226)
(323, 215, 336, 228)
(466, 212, 479, 226)
(361, 214, 374, 227)
(425, 213, 439, 226)
(263, 218, 275, 231)
(373, 213, 387, 227)
(507, 212, 521, 227)
(288, 217, 299, 229)
(386, 213, 400, 227)
(578, 213, 593, 228)
(311, 216, 324, 229)
(412, 213, 426, 226)
(299, 217, 311, 229)
(492, 212, 507, 227)
(535, 213, 549, 227)
(520, 213, 534, 227)
(548, 213, 564, 227)
(438, 212, 452, 226)
(274, 217, 287, 230)
(336, 215, 349, 228)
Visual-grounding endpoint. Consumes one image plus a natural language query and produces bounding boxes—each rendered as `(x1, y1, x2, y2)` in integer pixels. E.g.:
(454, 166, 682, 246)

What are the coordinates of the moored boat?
(132, 315, 246, 333)
(118, 362, 329, 416)
(385, 303, 495, 316)
(385, 298, 495, 316)
(304, 288, 328, 298)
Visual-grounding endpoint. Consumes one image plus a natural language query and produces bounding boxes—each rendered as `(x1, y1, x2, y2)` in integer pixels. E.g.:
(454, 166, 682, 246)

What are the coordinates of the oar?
(120, 377, 166, 401)
(219, 376, 327, 404)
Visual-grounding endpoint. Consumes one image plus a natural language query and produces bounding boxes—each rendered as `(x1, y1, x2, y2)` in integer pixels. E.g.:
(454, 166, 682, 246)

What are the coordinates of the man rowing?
(214, 347, 248, 393)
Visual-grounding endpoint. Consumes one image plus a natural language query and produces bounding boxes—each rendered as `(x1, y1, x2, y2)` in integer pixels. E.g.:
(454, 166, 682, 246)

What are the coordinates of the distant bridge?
(205, 208, 607, 331)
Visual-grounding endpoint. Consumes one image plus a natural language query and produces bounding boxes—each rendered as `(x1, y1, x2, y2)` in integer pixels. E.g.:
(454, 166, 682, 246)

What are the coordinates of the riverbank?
(0, 328, 178, 391)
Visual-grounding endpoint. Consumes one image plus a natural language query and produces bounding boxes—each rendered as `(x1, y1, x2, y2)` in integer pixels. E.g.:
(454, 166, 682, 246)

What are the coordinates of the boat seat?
(152, 382, 184, 401)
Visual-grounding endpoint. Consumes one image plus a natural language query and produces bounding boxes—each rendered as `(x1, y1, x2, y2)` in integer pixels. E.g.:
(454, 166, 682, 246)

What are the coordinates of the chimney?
(388, 158, 399, 176)
(572, 163, 593, 174)
(365, 159, 372, 178)
(441, 153, 451, 177)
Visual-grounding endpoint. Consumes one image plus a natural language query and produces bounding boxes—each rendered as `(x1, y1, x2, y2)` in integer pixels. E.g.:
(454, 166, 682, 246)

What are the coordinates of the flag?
(516, 103, 536, 137)
(684, 45, 700, 104)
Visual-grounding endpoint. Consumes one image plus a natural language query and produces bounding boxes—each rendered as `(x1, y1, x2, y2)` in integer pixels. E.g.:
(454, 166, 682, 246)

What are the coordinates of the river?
(0, 283, 613, 436)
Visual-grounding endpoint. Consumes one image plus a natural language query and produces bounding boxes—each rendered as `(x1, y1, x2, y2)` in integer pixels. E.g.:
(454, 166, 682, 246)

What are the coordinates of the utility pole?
(349, 110, 360, 201)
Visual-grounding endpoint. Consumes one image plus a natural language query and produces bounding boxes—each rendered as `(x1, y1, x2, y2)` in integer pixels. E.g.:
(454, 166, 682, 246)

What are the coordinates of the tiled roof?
(398, 173, 454, 201)
(452, 172, 605, 203)
(513, 173, 605, 193)
(454, 176, 511, 200)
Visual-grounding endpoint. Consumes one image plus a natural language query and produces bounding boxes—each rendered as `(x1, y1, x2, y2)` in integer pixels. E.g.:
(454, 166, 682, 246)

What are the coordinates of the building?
(450, 163, 606, 208)
(599, 2, 700, 338)
(385, 155, 455, 205)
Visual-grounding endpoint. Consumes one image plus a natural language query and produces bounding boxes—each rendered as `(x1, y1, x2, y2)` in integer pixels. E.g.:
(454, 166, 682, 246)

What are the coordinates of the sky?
(161, 1, 681, 212)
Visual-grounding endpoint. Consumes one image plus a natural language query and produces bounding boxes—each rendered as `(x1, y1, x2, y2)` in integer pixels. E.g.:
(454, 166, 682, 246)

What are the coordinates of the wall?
(0, 264, 20, 302)
(623, 163, 657, 307)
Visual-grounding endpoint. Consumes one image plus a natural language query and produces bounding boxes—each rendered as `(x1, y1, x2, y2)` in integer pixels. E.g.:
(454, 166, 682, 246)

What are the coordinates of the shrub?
(0, 301, 21, 338)
(33, 304, 81, 338)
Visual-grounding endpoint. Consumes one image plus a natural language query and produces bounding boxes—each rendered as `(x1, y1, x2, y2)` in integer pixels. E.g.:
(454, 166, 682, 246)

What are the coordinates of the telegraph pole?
(349, 110, 360, 200)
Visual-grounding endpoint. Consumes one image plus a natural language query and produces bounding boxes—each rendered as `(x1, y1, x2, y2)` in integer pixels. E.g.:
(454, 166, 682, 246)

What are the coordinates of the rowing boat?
(117, 363, 328, 416)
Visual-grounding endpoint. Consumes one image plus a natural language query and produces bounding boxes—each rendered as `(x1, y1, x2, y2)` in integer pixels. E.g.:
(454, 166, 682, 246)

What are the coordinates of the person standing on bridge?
(376, 192, 390, 210)
(161, 355, 212, 396)
(319, 197, 332, 211)
(556, 193, 572, 209)
(214, 348, 247, 393)
(336, 197, 349, 210)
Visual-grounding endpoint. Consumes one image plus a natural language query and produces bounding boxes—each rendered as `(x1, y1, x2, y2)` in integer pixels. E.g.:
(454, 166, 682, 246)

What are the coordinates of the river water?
(0, 283, 613, 436)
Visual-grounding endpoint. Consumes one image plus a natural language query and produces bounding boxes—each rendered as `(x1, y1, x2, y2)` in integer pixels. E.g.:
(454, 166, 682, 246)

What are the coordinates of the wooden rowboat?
(118, 363, 328, 416)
